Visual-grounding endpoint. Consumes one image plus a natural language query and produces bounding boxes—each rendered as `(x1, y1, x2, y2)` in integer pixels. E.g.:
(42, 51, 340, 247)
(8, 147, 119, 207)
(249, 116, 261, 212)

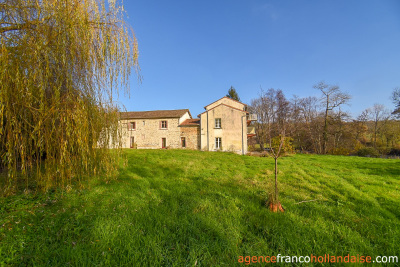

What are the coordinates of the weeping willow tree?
(0, 0, 139, 195)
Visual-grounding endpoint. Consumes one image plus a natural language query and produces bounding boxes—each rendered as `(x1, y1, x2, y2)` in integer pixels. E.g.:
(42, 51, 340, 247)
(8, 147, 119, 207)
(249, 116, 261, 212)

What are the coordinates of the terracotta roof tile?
(179, 119, 200, 127)
(120, 109, 190, 119)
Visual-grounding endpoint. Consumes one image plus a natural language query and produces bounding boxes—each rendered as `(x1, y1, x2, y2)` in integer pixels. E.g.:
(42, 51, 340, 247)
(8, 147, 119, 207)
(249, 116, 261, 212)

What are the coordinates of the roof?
(120, 109, 190, 120)
(204, 96, 247, 110)
(179, 118, 200, 127)
(198, 103, 249, 117)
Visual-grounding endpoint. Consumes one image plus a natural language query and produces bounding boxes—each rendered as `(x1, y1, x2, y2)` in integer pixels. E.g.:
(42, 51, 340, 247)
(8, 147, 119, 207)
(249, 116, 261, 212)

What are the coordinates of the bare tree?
(313, 82, 351, 154)
(391, 87, 400, 118)
(250, 86, 400, 157)
(298, 96, 322, 153)
(250, 88, 292, 212)
(262, 89, 291, 212)
(289, 95, 301, 147)
(368, 104, 391, 148)
(249, 96, 266, 149)
(353, 109, 370, 144)
(272, 90, 290, 211)
(249, 88, 279, 151)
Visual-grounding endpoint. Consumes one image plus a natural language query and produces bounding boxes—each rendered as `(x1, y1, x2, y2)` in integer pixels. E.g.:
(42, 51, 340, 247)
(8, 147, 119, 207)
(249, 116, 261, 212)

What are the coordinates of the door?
(130, 136, 135, 148)
(181, 137, 186, 148)
(162, 138, 166, 148)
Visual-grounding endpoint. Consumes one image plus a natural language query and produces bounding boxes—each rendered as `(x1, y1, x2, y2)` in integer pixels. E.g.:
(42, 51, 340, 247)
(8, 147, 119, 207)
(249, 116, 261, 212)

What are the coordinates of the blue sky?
(119, 0, 400, 118)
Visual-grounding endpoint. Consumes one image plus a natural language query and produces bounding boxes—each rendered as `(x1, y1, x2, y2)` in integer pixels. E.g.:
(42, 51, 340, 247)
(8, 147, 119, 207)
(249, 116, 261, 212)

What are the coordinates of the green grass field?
(1, 150, 399, 266)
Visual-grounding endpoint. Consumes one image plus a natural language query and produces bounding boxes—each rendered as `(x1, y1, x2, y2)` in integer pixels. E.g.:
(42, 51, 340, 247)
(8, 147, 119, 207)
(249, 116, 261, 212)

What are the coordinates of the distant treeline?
(248, 82, 400, 157)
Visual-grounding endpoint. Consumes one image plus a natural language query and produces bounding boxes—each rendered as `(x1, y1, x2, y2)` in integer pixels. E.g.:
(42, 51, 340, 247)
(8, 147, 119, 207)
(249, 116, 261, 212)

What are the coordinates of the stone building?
(199, 97, 249, 154)
(120, 97, 254, 154)
(120, 109, 199, 150)
(179, 118, 201, 150)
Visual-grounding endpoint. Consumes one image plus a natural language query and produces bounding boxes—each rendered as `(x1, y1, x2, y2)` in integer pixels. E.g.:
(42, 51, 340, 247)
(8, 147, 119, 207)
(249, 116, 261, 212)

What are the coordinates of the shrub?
(350, 141, 364, 155)
(388, 148, 400, 156)
(270, 136, 294, 155)
(356, 147, 381, 157)
(331, 147, 351, 156)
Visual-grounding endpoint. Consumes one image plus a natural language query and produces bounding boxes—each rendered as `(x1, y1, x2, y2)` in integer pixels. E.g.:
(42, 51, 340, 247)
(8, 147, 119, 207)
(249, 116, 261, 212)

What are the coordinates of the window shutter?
(166, 121, 168, 129)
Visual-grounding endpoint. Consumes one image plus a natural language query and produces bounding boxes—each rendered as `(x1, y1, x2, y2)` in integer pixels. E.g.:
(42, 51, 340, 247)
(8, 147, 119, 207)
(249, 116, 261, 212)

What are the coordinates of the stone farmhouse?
(120, 97, 255, 154)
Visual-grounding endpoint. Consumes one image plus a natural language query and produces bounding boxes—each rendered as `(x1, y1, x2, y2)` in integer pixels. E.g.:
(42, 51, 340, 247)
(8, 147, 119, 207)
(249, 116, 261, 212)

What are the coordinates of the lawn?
(0, 150, 399, 265)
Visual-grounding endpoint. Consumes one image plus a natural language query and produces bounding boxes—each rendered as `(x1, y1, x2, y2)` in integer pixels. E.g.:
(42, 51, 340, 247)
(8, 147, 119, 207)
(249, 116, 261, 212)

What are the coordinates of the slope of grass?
(1, 150, 399, 265)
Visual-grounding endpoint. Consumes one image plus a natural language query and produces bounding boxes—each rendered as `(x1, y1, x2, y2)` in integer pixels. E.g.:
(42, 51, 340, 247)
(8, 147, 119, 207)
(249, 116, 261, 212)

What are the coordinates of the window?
(181, 137, 186, 148)
(160, 120, 168, 129)
(215, 118, 221, 128)
(162, 138, 167, 148)
(128, 122, 136, 130)
(130, 137, 135, 148)
(143, 121, 145, 126)
(215, 137, 222, 150)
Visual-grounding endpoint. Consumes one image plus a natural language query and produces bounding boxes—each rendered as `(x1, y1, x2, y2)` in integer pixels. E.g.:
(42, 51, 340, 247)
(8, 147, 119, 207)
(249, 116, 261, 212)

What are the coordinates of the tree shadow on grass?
(3, 152, 400, 265)
(352, 160, 400, 177)
(2, 157, 259, 265)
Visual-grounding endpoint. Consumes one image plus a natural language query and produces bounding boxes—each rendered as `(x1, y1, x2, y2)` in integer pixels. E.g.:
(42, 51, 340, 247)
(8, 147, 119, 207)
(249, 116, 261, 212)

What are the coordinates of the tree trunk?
(267, 156, 284, 212)
(373, 122, 378, 148)
(274, 157, 278, 202)
(323, 101, 329, 154)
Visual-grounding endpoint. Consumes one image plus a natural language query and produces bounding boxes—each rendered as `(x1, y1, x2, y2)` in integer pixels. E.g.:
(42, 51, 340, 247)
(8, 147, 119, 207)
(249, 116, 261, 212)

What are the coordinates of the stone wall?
(120, 118, 183, 149)
(179, 126, 200, 150)
(119, 97, 248, 153)
(200, 104, 247, 154)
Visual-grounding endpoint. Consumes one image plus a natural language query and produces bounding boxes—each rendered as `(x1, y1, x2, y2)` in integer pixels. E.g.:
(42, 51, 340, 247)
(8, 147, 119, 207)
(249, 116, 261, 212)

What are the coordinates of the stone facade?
(199, 97, 248, 154)
(120, 97, 252, 154)
(119, 109, 190, 149)
(121, 117, 181, 149)
(179, 122, 200, 150)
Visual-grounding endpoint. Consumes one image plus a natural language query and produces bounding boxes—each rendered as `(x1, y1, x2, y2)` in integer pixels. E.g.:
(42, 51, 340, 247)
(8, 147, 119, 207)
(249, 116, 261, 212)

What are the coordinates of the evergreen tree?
(226, 86, 241, 101)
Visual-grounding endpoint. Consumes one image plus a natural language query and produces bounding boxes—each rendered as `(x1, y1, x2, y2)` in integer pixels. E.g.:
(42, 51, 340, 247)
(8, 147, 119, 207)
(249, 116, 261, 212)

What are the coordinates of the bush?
(330, 147, 351, 156)
(270, 136, 294, 154)
(356, 147, 381, 157)
(388, 148, 400, 156)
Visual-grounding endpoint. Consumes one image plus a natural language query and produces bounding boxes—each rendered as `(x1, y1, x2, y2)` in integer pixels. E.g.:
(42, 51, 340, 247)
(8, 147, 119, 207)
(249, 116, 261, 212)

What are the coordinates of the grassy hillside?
(1, 150, 399, 265)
